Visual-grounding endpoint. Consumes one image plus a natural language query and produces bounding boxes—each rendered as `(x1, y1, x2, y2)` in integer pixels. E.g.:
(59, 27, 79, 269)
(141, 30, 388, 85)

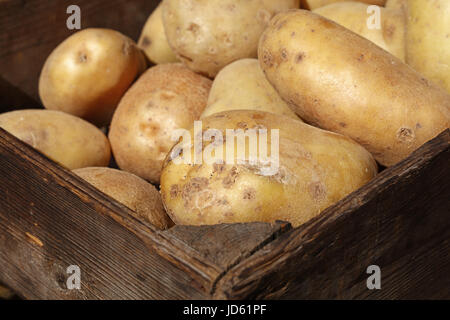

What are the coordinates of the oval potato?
(73, 167, 173, 230)
(201, 59, 301, 120)
(161, 110, 377, 227)
(109, 63, 212, 184)
(258, 9, 450, 166)
(313, 2, 405, 61)
(39, 28, 147, 127)
(0, 110, 111, 169)
(138, 4, 179, 64)
(162, 0, 300, 78)
(301, 0, 385, 10)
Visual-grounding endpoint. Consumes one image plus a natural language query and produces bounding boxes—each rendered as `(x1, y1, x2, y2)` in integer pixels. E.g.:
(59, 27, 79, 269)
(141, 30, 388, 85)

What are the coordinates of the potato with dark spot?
(138, 3, 179, 64)
(73, 167, 173, 230)
(301, 0, 385, 10)
(39, 28, 147, 127)
(162, 0, 299, 78)
(406, 0, 450, 93)
(109, 63, 212, 184)
(0, 110, 110, 169)
(313, 2, 405, 61)
(201, 59, 301, 119)
(258, 9, 450, 166)
(160, 110, 377, 227)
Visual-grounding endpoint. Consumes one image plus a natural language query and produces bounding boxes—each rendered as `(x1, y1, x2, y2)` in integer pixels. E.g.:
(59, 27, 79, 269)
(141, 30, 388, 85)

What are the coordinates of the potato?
(201, 59, 301, 120)
(385, 0, 406, 11)
(109, 63, 212, 184)
(301, 0, 385, 10)
(161, 110, 377, 227)
(258, 9, 450, 167)
(138, 4, 179, 64)
(0, 110, 110, 169)
(73, 167, 173, 230)
(162, 0, 300, 78)
(406, 0, 450, 93)
(314, 2, 405, 61)
(39, 28, 147, 127)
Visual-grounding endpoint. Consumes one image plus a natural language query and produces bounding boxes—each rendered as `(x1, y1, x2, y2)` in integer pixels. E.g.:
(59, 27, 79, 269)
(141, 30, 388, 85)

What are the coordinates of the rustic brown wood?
(0, 0, 161, 110)
(214, 130, 450, 299)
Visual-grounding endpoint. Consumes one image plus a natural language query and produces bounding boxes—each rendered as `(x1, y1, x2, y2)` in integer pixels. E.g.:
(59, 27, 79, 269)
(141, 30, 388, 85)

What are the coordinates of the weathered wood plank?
(214, 130, 450, 299)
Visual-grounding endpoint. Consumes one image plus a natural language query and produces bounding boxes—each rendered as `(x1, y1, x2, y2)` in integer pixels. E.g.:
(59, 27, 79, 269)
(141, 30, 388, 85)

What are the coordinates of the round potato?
(138, 3, 179, 64)
(314, 2, 405, 61)
(161, 110, 377, 227)
(0, 110, 110, 169)
(73, 167, 173, 230)
(201, 59, 301, 120)
(301, 0, 385, 10)
(39, 28, 147, 127)
(162, 0, 300, 78)
(109, 63, 212, 184)
(258, 10, 450, 167)
(406, 0, 450, 93)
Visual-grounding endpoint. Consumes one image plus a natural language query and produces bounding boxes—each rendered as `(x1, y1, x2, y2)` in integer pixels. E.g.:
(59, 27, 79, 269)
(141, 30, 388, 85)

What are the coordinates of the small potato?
(314, 2, 405, 61)
(162, 0, 300, 78)
(301, 0, 385, 10)
(0, 110, 110, 169)
(258, 9, 450, 167)
(201, 59, 301, 120)
(39, 28, 147, 127)
(73, 167, 173, 230)
(406, 0, 450, 93)
(109, 63, 212, 184)
(138, 4, 179, 64)
(161, 110, 377, 227)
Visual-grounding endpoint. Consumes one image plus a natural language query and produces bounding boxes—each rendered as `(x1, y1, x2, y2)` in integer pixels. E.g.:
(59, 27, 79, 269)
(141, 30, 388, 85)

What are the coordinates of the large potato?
(73, 167, 173, 230)
(39, 28, 147, 127)
(0, 110, 110, 169)
(301, 0, 385, 10)
(258, 10, 450, 167)
(406, 0, 450, 93)
(162, 0, 300, 78)
(161, 110, 377, 227)
(201, 59, 301, 120)
(314, 2, 405, 61)
(138, 4, 179, 64)
(109, 63, 212, 184)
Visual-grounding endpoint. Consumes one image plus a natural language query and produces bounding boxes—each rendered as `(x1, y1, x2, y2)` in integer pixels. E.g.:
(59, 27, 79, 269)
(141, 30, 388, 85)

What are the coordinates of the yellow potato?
(161, 110, 377, 227)
(39, 28, 147, 127)
(0, 110, 110, 169)
(138, 4, 179, 64)
(385, 0, 406, 11)
(73, 167, 173, 230)
(162, 0, 300, 78)
(201, 59, 301, 120)
(258, 9, 450, 167)
(109, 63, 212, 184)
(301, 0, 385, 10)
(406, 0, 450, 93)
(314, 2, 405, 61)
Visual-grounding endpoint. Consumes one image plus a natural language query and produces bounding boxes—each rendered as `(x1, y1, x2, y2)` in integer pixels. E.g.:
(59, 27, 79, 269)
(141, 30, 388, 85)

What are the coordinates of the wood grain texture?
(214, 130, 450, 299)
(0, 0, 161, 111)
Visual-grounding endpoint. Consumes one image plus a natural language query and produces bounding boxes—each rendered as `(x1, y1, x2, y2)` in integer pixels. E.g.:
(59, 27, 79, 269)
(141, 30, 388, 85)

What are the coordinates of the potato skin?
(109, 63, 212, 184)
(138, 4, 179, 64)
(258, 10, 450, 166)
(385, 0, 406, 11)
(201, 59, 301, 120)
(73, 167, 173, 229)
(162, 0, 300, 78)
(0, 110, 110, 169)
(314, 2, 405, 61)
(161, 110, 377, 227)
(39, 28, 147, 127)
(406, 0, 450, 93)
(301, 0, 385, 10)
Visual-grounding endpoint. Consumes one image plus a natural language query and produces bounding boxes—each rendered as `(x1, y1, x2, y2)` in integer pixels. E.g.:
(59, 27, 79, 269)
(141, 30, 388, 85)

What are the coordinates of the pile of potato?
(1, 0, 448, 229)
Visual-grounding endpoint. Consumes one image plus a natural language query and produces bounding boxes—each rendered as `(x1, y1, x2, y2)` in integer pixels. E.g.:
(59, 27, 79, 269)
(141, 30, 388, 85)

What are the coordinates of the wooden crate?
(0, 0, 449, 300)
